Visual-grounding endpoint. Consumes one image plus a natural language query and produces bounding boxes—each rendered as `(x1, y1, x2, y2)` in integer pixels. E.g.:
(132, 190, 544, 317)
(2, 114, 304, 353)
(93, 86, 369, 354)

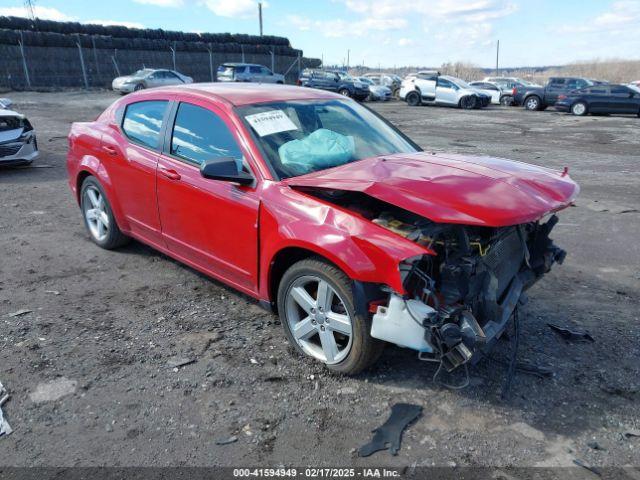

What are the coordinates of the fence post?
(270, 50, 275, 72)
(170, 42, 176, 71)
(112, 54, 120, 77)
(76, 35, 89, 89)
(208, 44, 214, 82)
(91, 36, 101, 79)
(241, 44, 245, 63)
(18, 31, 31, 89)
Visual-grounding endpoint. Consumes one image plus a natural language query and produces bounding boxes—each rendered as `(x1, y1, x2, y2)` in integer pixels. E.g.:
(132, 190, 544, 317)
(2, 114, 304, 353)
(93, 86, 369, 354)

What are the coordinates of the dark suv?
(297, 69, 369, 101)
(516, 77, 607, 111)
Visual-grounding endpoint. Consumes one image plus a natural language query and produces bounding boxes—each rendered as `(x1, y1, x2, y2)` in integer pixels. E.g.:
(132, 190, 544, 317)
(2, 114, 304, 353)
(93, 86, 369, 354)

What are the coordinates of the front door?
(156, 100, 260, 292)
(435, 78, 458, 105)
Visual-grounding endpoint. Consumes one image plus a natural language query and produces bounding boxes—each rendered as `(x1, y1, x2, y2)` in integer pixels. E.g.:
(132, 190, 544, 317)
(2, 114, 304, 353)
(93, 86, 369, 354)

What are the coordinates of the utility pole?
(24, 0, 36, 20)
(258, 2, 263, 36)
(495, 39, 500, 75)
(347, 49, 350, 69)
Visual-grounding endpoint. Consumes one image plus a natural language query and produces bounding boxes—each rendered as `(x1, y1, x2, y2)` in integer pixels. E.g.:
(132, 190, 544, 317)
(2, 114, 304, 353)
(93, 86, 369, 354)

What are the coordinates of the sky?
(1, 0, 639, 68)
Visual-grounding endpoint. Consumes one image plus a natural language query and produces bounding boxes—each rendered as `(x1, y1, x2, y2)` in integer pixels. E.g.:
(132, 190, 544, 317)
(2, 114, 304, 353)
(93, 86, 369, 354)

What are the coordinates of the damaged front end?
(373, 213, 566, 372)
(296, 186, 567, 375)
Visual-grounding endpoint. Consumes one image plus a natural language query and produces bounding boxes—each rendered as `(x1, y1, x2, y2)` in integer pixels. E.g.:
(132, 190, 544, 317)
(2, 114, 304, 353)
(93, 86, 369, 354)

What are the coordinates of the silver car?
(216, 63, 285, 84)
(357, 77, 392, 101)
(112, 69, 193, 94)
(0, 100, 39, 166)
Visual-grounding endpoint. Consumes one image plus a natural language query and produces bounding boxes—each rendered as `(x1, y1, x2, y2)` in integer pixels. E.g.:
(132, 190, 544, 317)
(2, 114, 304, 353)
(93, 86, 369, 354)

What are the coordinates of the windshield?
(452, 78, 472, 89)
(131, 69, 151, 78)
(238, 99, 419, 180)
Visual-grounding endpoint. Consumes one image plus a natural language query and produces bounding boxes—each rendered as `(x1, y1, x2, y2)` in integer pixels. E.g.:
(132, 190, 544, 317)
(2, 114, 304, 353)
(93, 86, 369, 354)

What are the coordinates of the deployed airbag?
(278, 128, 355, 175)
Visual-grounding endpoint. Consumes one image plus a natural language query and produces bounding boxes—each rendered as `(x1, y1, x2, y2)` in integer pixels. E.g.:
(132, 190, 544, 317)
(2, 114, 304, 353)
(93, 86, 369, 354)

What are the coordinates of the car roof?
(153, 83, 343, 106)
(221, 63, 263, 67)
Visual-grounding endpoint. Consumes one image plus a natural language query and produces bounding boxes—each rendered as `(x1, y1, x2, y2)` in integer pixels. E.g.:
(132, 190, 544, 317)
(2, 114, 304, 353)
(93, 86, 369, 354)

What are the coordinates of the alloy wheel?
(83, 186, 109, 242)
(572, 102, 586, 116)
(285, 275, 353, 364)
(526, 97, 539, 110)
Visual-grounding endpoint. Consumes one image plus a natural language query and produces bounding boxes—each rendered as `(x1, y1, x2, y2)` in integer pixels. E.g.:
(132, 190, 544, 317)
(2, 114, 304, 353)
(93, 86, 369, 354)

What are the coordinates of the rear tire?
(80, 176, 130, 250)
(338, 88, 351, 97)
(571, 101, 588, 116)
(524, 95, 542, 111)
(134, 83, 145, 91)
(406, 91, 421, 106)
(277, 258, 383, 375)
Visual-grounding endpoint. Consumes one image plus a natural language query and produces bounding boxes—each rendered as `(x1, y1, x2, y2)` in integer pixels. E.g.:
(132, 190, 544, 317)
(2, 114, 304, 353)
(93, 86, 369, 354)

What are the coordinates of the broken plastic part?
(278, 128, 355, 175)
(547, 324, 594, 343)
(358, 403, 422, 457)
(370, 294, 435, 352)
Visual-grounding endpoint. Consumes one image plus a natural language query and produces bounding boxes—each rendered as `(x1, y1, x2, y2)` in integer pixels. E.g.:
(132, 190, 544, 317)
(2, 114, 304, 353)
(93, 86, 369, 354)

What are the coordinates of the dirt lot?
(1, 91, 639, 471)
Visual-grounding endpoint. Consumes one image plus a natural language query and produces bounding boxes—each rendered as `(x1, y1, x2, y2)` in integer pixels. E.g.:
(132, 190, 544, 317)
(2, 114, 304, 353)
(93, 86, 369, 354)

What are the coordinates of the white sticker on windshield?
(245, 110, 298, 137)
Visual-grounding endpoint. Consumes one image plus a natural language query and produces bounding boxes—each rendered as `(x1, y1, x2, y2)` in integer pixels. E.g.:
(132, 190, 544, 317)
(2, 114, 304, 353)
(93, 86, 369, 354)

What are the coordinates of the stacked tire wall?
(0, 16, 321, 89)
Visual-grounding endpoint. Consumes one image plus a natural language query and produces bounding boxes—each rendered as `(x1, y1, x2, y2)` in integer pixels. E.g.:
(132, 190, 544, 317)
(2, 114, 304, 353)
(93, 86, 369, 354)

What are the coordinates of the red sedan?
(67, 84, 579, 376)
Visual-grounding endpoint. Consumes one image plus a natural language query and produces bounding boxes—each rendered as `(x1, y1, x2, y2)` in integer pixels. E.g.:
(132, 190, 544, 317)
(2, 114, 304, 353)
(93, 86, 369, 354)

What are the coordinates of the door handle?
(158, 166, 181, 180)
(102, 145, 118, 156)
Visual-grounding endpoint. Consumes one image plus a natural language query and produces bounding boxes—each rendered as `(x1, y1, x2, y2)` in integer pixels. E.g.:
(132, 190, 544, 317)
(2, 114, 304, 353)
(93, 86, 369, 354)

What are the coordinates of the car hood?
(284, 152, 579, 227)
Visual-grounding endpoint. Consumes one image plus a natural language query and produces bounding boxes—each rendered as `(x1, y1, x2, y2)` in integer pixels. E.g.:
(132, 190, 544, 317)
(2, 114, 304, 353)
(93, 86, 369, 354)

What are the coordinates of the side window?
(437, 78, 454, 88)
(611, 85, 630, 96)
(249, 66, 262, 74)
(550, 78, 565, 86)
(170, 102, 244, 167)
(261, 67, 272, 75)
(165, 71, 179, 80)
(122, 100, 168, 150)
(565, 80, 579, 90)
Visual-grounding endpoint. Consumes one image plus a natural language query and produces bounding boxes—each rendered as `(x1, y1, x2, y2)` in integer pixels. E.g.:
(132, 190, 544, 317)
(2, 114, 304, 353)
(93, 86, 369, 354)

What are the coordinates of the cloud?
(0, 6, 75, 21)
(397, 38, 414, 47)
(203, 0, 264, 18)
(133, 0, 184, 6)
(556, 1, 640, 35)
(86, 20, 146, 29)
(287, 15, 407, 38)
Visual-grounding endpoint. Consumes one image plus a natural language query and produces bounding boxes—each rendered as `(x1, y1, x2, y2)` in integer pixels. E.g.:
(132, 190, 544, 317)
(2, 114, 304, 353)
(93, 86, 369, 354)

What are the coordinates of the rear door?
(415, 73, 436, 100)
(248, 65, 262, 82)
(584, 86, 609, 113)
(156, 99, 260, 291)
(164, 71, 184, 86)
(260, 66, 276, 83)
(545, 78, 566, 104)
(102, 98, 171, 246)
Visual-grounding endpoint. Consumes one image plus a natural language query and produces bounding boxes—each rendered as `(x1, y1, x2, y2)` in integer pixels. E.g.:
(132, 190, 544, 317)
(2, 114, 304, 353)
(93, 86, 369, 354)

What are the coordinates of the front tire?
(405, 91, 421, 106)
(338, 88, 351, 97)
(80, 176, 130, 250)
(134, 83, 145, 91)
(277, 258, 383, 375)
(500, 95, 513, 106)
(459, 95, 477, 109)
(524, 95, 542, 111)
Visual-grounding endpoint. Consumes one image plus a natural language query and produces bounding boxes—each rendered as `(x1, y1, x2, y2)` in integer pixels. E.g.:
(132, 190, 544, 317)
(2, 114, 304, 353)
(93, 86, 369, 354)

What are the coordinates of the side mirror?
(200, 157, 254, 185)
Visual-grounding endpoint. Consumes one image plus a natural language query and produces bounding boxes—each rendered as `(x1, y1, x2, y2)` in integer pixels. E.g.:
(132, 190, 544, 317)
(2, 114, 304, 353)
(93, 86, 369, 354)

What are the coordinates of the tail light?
(558, 94, 567, 101)
(512, 87, 517, 95)
(296, 79, 302, 86)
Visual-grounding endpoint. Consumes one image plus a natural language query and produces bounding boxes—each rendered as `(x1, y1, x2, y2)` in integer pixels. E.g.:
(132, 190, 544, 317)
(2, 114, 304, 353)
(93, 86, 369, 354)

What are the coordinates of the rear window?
(122, 100, 168, 150)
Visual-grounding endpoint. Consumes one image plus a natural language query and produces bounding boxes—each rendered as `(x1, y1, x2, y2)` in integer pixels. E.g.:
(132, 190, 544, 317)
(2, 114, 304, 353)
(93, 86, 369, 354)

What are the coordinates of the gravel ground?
(0, 91, 638, 470)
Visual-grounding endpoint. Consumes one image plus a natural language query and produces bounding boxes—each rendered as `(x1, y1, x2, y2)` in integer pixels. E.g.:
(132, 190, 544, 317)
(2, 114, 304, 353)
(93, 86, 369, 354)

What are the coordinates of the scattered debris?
(358, 403, 422, 457)
(7, 309, 32, 317)
(624, 429, 640, 438)
(215, 435, 238, 446)
(337, 386, 358, 395)
(587, 441, 605, 451)
(547, 324, 595, 343)
(166, 357, 195, 369)
(44, 290, 60, 295)
(29, 377, 77, 403)
(0, 381, 12, 438)
(250, 358, 259, 365)
(572, 458, 602, 477)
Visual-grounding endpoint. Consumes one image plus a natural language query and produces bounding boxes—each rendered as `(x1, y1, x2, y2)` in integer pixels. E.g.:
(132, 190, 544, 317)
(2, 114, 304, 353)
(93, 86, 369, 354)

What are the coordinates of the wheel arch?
(266, 245, 358, 313)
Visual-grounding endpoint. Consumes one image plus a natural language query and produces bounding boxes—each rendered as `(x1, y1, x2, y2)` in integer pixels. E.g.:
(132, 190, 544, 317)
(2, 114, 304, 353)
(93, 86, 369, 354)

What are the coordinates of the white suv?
(399, 73, 490, 109)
